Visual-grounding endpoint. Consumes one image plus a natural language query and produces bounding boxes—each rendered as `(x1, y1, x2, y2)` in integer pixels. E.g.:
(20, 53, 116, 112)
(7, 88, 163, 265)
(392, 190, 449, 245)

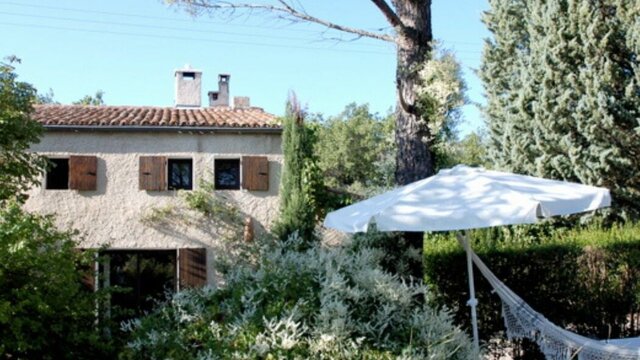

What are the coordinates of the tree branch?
(172, 0, 396, 42)
(369, 0, 402, 29)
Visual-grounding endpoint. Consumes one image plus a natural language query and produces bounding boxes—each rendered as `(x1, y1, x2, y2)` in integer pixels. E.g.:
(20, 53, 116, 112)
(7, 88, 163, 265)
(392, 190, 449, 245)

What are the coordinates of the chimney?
(174, 65, 202, 108)
(234, 96, 251, 109)
(208, 74, 230, 107)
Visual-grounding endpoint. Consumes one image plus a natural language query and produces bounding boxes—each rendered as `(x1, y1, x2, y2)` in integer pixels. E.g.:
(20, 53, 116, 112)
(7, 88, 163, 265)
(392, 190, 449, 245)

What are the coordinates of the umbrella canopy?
(324, 165, 611, 233)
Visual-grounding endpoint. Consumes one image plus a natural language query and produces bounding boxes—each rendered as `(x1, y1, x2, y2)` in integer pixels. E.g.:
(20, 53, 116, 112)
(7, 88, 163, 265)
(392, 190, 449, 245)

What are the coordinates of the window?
(45, 156, 98, 191)
(46, 158, 69, 189)
(101, 250, 177, 318)
(168, 159, 193, 190)
(98, 248, 206, 319)
(214, 159, 240, 190)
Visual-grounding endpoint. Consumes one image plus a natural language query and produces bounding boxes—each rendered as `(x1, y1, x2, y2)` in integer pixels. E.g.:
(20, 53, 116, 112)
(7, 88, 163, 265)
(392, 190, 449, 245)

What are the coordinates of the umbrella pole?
(457, 232, 480, 357)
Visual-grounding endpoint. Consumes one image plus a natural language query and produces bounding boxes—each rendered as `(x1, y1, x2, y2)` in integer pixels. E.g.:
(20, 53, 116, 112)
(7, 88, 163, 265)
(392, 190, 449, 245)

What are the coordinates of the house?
(23, 67, 282, 312)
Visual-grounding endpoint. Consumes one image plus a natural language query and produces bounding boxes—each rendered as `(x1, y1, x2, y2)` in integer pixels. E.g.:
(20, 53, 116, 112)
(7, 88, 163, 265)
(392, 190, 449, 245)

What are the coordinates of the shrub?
(0, 201, 113, 359)
(120, 232, 473, 359)
(423, 222, 640, 359)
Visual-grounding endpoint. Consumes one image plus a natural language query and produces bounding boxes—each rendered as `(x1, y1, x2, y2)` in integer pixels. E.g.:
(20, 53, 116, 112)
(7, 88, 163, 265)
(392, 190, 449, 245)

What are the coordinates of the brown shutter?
(69, 155, 97, 191)
(179, 248, 207, 289)
(242, 156, 269, 191)
(73, 248, 96, 292)
(139, 156, 167, 191)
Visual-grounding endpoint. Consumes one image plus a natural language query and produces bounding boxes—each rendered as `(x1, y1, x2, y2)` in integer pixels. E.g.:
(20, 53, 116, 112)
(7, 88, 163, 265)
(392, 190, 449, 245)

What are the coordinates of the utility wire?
(0, 1, 336, 34)
(0, 10, 396, 50)
(0, 21, 396, 55)
(0, 1, 485, 48)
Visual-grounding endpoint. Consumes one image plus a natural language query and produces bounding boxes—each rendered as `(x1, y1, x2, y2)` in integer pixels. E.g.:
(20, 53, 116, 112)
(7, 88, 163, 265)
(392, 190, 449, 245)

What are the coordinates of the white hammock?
(468, 248, 640, 359)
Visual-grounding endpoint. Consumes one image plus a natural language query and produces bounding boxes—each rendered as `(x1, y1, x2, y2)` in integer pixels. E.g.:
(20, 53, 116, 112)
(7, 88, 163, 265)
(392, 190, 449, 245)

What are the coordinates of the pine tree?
(481, 0, 640, 218)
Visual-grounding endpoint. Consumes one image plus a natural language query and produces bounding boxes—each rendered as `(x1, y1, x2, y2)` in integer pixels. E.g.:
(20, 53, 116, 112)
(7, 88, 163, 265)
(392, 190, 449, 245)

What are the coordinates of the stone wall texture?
(24, 130, 282, 285)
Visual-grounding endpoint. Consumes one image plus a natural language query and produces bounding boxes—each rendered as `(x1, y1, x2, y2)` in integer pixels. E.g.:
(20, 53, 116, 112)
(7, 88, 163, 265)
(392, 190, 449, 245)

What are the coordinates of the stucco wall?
(24, 130, 282, 283)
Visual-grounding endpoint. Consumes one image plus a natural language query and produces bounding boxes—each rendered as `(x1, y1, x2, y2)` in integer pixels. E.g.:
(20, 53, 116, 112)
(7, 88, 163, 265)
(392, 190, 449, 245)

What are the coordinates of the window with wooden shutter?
(242, 156, 269, 191)
(139, 156, 167, 191)
(46, 158, 69, 190)
(179, 248, 207, 289)
(69, 155, 97, 191)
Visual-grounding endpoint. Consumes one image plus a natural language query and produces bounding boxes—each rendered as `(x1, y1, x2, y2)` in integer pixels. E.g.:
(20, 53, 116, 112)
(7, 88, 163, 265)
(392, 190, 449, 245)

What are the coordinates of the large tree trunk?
(393, 0, 433, 280)
(394, 0, 434, 185)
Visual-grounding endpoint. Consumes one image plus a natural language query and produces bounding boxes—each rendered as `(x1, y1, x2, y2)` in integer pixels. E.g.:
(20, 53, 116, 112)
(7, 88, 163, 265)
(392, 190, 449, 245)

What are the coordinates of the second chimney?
(208, 74, 230, 107)
(234, 96, 251, 109)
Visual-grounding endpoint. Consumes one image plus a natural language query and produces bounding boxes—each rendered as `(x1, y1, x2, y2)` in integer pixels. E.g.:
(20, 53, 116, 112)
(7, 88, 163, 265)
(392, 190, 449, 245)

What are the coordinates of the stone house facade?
(23, 68, 282, 310)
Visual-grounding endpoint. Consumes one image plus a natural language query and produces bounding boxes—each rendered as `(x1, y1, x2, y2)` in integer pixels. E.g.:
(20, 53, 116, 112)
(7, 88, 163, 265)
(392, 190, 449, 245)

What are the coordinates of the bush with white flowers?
(120, 232, 472, 359)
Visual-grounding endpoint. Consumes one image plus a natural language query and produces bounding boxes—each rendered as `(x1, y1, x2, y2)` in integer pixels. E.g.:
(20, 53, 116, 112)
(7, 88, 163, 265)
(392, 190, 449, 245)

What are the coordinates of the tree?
(314, 47, 466, 195)
(0, 57, 113, 358)
(438, 131, 489, 169)
(0, 203, 110, 359)
(0, 57, 48, 202)
(73, 90, 105, 106)
(481, 0, 640, 218)
(416, 48, 467, 170)
(35, 88, 59, 105)
(166, 0, 435, 185)
(314, 103, 395, 192)
(273, 95, 321, 242)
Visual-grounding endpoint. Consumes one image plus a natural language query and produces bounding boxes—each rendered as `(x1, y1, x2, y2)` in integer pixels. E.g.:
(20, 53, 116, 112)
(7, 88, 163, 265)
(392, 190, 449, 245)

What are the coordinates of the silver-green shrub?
(120, 233, 472, 359)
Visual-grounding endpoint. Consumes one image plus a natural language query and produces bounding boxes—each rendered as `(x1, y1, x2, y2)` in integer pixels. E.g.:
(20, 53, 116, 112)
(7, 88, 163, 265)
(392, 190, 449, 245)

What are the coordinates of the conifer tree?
(481, 0, 640, 218)
(273, 95, 320, 242)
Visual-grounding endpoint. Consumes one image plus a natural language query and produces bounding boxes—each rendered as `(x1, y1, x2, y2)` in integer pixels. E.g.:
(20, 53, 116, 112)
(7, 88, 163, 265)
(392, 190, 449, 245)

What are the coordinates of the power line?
(0, 1, 341, 34)
(0, 10, 395, 50)
(0, 1, 485, 48)
(0, 21, 396, 55)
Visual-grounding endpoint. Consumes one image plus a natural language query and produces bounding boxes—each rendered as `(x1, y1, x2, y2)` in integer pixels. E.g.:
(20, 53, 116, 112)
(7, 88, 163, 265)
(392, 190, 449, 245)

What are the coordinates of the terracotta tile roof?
(32, 105, 280, 129)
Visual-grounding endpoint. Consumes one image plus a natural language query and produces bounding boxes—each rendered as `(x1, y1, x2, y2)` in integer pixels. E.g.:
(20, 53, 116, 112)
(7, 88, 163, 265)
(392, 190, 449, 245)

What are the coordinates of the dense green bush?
(120, 232, 473, 359)
(0, 202, 114, 359)
(424, 222, 640, 359)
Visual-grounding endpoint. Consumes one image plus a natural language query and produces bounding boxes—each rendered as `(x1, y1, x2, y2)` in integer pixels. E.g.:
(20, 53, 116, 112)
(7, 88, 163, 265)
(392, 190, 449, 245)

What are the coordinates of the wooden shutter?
(69, 155, 97, 191)
(179, 248, 207, 289)
(242, 156, 269, 191)
(139, 156, 167, 191)
(73, 249, 96, 292)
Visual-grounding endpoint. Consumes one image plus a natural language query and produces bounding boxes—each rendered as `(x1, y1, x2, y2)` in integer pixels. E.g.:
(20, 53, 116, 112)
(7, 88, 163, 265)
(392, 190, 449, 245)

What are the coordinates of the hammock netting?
(468, 248, 640, 359)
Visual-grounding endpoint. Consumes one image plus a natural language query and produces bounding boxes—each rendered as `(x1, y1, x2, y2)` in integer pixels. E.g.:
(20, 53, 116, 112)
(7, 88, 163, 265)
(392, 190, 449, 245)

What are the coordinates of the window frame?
(167, 158, 194, 191)
(45, 157, 70, 190)
(214, 158, 242, 190)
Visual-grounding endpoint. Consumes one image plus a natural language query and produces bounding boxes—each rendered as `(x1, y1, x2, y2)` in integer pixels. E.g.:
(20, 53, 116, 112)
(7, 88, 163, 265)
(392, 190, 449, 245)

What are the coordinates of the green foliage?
(141, 179, 243, 229)
(438, 131, 490, 169)
(140, 179, 250, 274)
(73, 90, 105, 106)
(120, 232, 473, 359)
(35, 88, 59, 104)
(0, 57, 48, 202)
(0, 202, 113, 359)
(273, 96, 321, 242)
(424, 222, 640, 358)
(314, 103, 396, 192)
(312, 48, 467, 199)
(481, 0, 640, 219)
(415, 48, 467, 171)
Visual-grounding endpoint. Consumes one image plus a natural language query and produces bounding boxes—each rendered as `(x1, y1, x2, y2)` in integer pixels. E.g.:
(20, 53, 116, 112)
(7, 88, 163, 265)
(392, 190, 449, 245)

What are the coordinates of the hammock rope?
(467, 247, 640, 359)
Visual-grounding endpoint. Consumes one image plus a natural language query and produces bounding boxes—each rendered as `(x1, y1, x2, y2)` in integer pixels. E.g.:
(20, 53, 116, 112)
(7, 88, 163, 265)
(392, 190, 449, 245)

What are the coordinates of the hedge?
(423, 222, 640, 359)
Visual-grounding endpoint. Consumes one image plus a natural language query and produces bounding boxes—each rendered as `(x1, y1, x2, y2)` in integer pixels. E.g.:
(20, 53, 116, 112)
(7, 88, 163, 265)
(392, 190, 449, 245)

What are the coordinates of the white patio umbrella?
(323, 165, 611, 355)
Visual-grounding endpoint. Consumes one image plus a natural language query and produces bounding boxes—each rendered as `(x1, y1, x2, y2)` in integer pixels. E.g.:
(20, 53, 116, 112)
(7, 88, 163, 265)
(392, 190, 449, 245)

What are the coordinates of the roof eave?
(43, 125, 283, 134)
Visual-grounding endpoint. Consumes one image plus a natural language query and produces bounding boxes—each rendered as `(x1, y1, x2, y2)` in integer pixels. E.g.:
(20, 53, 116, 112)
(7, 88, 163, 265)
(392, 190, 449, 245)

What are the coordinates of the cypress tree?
(481, 0, 640, 218)
(273, 95, 319, 242)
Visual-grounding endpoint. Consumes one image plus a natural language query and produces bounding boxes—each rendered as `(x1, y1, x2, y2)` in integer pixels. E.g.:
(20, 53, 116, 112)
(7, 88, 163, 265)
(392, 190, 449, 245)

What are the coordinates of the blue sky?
(1, 0, 490, 135)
